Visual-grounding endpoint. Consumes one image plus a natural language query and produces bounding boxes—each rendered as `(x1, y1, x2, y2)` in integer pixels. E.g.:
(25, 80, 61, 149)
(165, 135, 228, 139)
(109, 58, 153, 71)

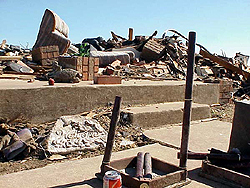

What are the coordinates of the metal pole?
(101, 96, 122, 174)
(144, 152, 152, 179)
(179, 32, 196, 175)
(129, 28, 133, 41)
(136, 152, 145, 179)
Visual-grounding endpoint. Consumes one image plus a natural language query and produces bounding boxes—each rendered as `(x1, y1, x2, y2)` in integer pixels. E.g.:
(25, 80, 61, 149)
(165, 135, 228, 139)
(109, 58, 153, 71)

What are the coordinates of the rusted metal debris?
(179, 31, 196, 177)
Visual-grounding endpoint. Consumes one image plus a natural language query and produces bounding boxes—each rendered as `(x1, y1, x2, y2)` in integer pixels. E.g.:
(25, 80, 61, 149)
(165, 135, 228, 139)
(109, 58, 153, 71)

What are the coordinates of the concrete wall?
(0, 82, 219, 123)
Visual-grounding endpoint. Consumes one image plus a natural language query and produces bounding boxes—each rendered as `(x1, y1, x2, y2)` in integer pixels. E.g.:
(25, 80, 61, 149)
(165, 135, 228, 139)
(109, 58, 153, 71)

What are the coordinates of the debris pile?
(0, 124, 36, 161)
(0, 104, 147, 166)
(0, 8, 249, 100)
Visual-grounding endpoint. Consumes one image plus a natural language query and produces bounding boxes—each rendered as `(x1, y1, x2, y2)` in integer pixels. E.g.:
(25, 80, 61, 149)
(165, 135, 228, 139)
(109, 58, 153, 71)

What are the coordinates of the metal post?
(179, 32, 196, 175)
(144, 152, 152, 179)
(129, 28, 133, 41)
(136, 152, 145, 179)
(101, 96, 122, 174)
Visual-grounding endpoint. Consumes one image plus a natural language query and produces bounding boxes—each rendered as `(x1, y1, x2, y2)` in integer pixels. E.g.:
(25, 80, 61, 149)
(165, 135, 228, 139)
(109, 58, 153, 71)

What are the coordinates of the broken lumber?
(200, 49, 250, 81)
(0, 56, 22, 61)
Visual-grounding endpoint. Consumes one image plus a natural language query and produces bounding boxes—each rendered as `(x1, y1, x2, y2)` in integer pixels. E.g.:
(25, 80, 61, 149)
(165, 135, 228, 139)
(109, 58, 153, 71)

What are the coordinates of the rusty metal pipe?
(179, 32, 196, 174)
(144, 152, 152, 179)
(101, 96, 122, 174)
(136, 152, 145, 179)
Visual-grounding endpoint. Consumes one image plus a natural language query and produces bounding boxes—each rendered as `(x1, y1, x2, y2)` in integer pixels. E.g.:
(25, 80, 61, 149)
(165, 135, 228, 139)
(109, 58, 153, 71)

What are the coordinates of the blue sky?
(0, 0, 249, 57)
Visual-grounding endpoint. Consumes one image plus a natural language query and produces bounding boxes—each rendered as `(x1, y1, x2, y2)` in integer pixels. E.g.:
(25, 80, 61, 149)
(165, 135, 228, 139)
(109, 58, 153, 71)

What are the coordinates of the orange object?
(49, 78, 55, 85)
(103, 171, 122, 188)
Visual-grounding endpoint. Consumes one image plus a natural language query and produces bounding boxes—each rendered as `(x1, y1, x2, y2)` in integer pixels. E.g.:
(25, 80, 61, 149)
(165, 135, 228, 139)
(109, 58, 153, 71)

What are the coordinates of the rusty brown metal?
(136, 152, 145, 179)
(201, 160, 250, 188)
(101, 96, 122, 174)
(128, 28, 133, 41)
(144, 152, 152, 179)
(103, 156, 187, 188)
(179, 31, 196, 174)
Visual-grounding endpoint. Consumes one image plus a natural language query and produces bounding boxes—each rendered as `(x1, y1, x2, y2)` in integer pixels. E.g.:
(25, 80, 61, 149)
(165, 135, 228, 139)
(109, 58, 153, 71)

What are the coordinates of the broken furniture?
(32, 9, 77, 55)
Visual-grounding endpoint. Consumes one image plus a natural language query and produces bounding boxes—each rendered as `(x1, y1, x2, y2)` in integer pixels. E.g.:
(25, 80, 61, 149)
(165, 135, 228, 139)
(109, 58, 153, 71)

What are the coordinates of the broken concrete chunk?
(119, 139, 135, 147)
(47, 115, 107, 154)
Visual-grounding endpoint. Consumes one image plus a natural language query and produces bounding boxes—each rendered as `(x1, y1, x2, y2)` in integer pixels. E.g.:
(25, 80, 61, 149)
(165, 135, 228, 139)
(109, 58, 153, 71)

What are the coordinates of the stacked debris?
(1, 8, 250, 98)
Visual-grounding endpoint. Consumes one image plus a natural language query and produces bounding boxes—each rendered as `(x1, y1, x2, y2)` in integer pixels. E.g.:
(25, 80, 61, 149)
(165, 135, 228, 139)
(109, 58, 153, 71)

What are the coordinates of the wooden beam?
(200, 49, 250, 81)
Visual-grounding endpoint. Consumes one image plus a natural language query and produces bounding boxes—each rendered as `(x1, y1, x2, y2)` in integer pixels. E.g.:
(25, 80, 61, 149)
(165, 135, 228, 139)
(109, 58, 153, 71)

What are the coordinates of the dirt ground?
(0, 103, 235, 175)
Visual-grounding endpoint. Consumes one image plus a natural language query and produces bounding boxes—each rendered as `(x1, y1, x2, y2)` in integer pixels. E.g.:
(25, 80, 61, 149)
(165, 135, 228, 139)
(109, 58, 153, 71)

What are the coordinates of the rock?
(119, 139, 135, 147)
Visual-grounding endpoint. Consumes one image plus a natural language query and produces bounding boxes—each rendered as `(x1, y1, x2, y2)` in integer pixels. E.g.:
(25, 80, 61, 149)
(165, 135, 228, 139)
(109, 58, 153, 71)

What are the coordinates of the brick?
(47, 52, 53, 59)
(88, 57, 95, 80)
(140, 40, 166, 63)
(94, 65, 99, 73)
(82, 72, 88, 81)
(82, 65, 88, 72)
(53, 51, 59, 58)
(32, 45, 59, 63)
(219, 98, 230, 104)
(94, 58, 99, 66)
(220, 84, 233, 92)
(82, 57, 89, 65)
(220, 79, 233, 85)
(58, 56, 83, 73)
(219, 92, 232, 99)
(58, 56, 98, 81)
(94, 75, 121, 84)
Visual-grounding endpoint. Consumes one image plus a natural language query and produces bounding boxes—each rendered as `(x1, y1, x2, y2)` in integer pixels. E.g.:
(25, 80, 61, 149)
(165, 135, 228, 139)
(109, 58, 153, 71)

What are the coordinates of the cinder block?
(94, 75, 121, 84)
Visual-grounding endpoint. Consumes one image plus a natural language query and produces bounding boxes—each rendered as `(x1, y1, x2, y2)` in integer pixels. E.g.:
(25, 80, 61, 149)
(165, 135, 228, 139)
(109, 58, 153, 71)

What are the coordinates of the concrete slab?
(0, 144, 230, 188)
(123, 102, 211, 129)
(0, 79, 219, 123)
(144, 120, 232, 153)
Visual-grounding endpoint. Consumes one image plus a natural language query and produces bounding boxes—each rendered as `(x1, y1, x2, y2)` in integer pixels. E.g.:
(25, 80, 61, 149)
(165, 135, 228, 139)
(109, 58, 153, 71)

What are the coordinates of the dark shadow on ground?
(188, 167, 231, 188)
(48, 178, 102, 188)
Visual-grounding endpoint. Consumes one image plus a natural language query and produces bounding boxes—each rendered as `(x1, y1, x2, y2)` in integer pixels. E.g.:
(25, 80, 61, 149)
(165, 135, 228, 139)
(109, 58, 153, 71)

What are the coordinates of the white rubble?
(47, 115, 107, 154)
